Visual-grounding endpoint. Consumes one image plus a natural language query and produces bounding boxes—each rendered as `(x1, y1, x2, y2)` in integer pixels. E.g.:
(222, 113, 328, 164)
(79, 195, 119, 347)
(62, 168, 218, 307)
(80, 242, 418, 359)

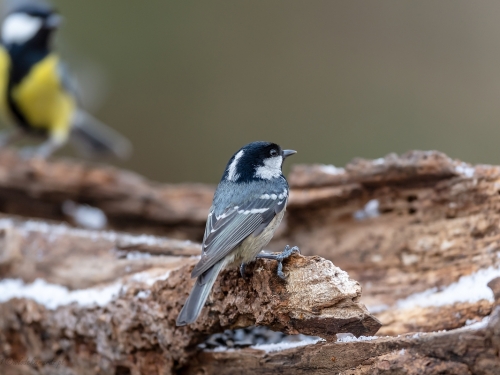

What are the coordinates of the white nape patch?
(255, 156, 283, 180)
(353, 199, 380, 221)
(250, 337, 323, 353)
(0, 278, 122, 310)
(227, 150, 245, 181)
(396, 266, 499, 310)
(2, 13, 42, 44)
(238, 208, 269, 214)
(62, 200, 107, 230)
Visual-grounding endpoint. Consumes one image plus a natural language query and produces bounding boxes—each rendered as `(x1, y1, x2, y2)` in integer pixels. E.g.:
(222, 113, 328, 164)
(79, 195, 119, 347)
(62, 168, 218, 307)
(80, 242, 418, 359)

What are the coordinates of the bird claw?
(256, 245, 300, 280)
(275, 245, 300, 279)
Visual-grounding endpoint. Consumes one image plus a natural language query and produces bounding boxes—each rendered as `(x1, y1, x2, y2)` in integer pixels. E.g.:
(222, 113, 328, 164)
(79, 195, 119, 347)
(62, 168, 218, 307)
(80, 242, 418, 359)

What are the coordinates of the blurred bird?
(0, 4, 131, 158)
(176, 141, 298, 326)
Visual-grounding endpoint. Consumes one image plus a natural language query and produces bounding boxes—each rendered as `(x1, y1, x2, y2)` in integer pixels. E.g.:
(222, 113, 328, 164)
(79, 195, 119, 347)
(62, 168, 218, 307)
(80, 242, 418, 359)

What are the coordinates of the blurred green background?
(9, 1, 500, 183)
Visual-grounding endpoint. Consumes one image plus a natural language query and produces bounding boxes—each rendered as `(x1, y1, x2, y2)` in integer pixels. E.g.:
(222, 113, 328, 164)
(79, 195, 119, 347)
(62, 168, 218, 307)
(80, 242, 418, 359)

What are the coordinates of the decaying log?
(0, 218, 380, 374)
(277, 151, 500, 335)
(1, 149, 500, 373)
(0, 149, 213, 238)
(181, 283, 500, 375)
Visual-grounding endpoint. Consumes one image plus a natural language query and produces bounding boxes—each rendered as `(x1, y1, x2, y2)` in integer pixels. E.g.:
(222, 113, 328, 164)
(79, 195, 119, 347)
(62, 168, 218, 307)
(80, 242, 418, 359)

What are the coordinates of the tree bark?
(0, 218, 379, 374)
(1, 150, 500, 374)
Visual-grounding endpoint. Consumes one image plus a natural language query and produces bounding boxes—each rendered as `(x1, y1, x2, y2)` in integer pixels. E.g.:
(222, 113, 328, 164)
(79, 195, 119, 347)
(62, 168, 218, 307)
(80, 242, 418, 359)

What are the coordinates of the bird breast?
(225, 209, 286, 268)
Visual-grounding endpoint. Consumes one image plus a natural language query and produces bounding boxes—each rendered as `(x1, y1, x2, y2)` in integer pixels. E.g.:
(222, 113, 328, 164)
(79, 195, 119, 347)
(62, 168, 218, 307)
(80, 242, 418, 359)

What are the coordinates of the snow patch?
(209, 347, 236, 353)
(354, 199, 380, 221)
(367, 304, 389, 314)
(126, 251, 152, 260)
(336, 333, 379, 343)
(0, 218, 174, 249)
(250, 337, 323, 353)
(396, 267, 499, 309)
(455, 163, 475, 178)
(62, 200, 107, 230)
(136, 290, 150, 299)
(464, 316, 489, 330)
(319, 165, 345, 175)
(131, 270, 171, 286)
(0, 278, 122, 310)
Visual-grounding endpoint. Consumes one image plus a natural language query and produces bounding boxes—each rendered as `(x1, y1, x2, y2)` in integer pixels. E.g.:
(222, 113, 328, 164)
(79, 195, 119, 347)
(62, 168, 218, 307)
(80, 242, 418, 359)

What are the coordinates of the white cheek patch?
(255, 156, 283, 180)
(226, 150, 244, 181)
(2, 13, 42, 44)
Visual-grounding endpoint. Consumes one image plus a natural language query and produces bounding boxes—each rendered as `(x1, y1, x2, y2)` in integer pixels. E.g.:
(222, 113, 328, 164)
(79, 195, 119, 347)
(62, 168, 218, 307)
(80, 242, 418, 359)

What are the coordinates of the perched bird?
(0, 4, 131, 158)
(176, 141, 298, 326)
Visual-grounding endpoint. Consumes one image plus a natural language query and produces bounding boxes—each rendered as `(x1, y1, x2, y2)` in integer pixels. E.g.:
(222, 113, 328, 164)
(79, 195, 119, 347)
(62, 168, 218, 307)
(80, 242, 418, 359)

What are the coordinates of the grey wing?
(191, 197, 287, 279)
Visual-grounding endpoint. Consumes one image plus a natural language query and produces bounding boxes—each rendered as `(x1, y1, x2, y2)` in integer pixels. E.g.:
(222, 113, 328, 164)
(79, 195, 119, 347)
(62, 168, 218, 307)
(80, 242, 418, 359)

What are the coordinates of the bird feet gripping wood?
(255, 245, 301, 279)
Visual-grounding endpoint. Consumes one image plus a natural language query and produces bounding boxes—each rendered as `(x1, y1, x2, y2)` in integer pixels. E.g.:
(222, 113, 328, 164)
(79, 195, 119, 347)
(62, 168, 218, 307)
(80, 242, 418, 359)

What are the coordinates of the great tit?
(0, 4, 131, 158)
(176, 141, 298, 326)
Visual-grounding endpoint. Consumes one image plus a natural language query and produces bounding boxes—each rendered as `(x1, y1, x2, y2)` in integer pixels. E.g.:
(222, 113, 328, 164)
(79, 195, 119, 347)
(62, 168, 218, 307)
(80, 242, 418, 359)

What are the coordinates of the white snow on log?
(354, 199, 380, 220)
(396, 266, 499, 310)
(126, 251, 152, 260)
(367, 304, 389, 314)
(0, 218, 191, 253)
(131, 270, 171, 285)
(209, 347, 236, 353)
(250, 337, 323, 353)
(463, 316, 490, 330)
(336, 333, 379, 343)
(0, 278, 122, 310)
(136, 290, 150, 299)
(455, 163, 475, 178)
(62, 200, 107, 230)
(319, 165, 345, 175)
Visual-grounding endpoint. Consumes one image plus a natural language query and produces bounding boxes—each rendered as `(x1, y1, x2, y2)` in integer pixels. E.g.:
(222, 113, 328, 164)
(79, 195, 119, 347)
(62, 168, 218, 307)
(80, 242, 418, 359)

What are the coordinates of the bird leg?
(255, 245, 300, 280)
(240, 263, 248, 280)
(20, 137, 64, 159)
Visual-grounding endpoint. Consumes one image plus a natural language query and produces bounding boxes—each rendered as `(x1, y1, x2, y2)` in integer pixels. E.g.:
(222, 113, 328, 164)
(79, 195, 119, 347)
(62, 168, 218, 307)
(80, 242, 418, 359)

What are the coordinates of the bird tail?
(176, 260, 225, 326)
(69, 110, 132, 159)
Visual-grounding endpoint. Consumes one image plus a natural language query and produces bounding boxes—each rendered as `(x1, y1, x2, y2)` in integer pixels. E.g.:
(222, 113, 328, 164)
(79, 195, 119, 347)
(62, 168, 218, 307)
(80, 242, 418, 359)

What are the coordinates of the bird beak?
(46, 14, 62, 29)
(282, 149, 297, 159)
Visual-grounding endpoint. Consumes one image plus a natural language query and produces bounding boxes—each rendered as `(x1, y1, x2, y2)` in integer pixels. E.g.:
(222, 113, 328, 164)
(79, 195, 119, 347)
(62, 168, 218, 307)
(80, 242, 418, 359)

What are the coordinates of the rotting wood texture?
(184, 279, 500, 374)
(0, 218, 380, 374)
(0, 150, 500, 374)
(0, 149, 213, 238)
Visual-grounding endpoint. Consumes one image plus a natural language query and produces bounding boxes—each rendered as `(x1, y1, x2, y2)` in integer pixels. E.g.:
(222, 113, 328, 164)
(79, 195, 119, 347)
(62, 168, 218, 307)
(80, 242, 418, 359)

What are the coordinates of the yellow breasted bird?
(0, 4, 131, 158)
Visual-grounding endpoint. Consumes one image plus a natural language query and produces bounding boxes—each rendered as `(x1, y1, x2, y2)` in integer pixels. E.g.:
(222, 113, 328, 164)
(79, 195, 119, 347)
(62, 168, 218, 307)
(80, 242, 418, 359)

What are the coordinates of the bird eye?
(270, 149, 278, 157)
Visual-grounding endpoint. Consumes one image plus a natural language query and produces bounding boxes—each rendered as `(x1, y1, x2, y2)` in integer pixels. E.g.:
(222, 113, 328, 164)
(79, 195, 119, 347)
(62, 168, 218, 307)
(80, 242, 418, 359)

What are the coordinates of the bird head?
(1, 5, 61, 47)
(223, 141, 297, 183)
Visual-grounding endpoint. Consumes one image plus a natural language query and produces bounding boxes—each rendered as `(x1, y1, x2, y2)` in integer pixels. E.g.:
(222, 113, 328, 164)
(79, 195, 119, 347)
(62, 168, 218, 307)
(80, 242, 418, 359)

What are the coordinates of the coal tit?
(176, 141, 298, 326)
